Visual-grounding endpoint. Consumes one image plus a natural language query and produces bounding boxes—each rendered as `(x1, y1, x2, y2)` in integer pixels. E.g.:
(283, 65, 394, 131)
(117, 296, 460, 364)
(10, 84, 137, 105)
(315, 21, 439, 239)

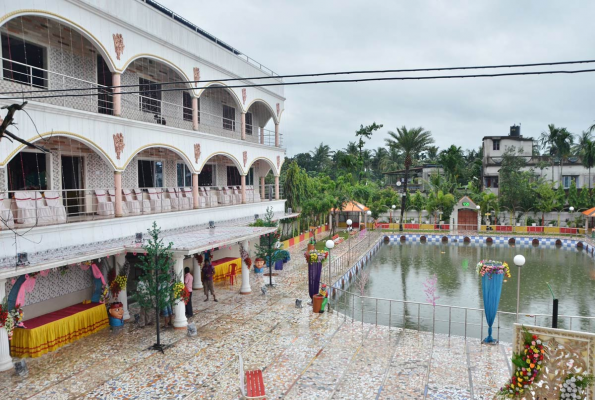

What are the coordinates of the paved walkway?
(1, 233, 511, 399)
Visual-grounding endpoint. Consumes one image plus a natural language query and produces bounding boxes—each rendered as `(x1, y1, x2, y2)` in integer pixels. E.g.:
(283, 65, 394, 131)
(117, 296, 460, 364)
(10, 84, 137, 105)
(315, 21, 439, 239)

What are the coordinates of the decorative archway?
(245, 99, 279, 126)
(198, 152, 243, 175)
(123, 144, 195, 172)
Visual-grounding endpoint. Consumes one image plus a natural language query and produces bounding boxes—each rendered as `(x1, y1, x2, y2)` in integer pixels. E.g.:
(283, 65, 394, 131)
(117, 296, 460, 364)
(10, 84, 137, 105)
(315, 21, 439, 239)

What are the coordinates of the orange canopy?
(330, 201, 370, 213)
(582, 207, 595, 217)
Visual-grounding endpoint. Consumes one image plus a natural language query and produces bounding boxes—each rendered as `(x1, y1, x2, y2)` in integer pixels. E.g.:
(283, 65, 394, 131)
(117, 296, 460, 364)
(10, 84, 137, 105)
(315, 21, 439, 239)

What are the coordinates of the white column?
(115, 253, 130, 320)
(275, 123, 280, 147)
(173, 255, 188, 329)
(0, 279, 13, 371)
(240, 240, 251, 295)
(193, 256, 203, 290)
(241, 112, 246, 140)
(112, 72, 121, 117)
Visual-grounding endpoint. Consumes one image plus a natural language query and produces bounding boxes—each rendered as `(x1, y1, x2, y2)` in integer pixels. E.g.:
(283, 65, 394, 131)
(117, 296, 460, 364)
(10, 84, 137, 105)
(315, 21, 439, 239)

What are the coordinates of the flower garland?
(99, 284, 109, 303)
(560, 373, 595, 399)
(477, 260, 511, 279)
(304, 250, 328, 263)
(0, 299, 24, 341)
(181, 287, 191, 305)
(173, 282, 185, 301)
(498, 327, 546, 397)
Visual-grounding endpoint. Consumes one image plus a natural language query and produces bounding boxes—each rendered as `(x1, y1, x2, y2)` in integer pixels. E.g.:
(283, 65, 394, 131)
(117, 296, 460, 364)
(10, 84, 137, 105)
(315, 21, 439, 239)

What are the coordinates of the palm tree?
(425, 146, 440, 162)
(385, 126, 434, 231)
(581, 139, 595, 189)
(540, 124, 573, 185)
(309, 143, 332, 172)
(573, 131, 592, 155)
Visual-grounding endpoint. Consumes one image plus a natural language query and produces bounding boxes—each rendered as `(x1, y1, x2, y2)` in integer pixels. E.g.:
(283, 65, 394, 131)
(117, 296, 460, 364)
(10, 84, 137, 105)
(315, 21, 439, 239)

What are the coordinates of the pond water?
(336, 242, 595, 342)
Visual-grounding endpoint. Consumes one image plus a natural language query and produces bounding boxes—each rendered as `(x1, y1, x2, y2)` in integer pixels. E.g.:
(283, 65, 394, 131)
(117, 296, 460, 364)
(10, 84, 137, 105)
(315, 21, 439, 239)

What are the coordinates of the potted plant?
(307, 237, 316, 252)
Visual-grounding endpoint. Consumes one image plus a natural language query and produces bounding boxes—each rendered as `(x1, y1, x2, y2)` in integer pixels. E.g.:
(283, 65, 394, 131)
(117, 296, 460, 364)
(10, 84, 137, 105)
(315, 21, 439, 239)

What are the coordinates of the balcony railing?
(0, 57, 283, 148)
(0, 186, 282, 230)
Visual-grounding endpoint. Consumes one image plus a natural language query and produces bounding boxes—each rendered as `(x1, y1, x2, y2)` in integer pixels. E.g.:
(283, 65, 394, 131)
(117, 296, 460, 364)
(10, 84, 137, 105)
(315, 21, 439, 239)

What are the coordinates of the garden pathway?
(1, 231, 511, 399)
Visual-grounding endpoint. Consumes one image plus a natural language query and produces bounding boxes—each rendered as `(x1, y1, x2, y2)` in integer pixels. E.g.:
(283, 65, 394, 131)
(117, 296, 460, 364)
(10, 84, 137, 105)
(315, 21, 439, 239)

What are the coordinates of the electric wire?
(1, 68, 595, 101)
(1, 58, 595, 96)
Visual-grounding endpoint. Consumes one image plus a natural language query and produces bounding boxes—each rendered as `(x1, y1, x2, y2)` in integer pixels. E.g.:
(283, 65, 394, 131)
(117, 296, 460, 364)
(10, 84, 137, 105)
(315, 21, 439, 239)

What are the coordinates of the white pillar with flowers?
(115, 253, 130, 321)
(172, 255, 188, 329)
(240, 240, 251, 294)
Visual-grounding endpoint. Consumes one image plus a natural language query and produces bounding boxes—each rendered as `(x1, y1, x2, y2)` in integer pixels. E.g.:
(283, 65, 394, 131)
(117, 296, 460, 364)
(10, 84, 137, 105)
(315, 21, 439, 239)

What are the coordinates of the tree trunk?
(560, 159, 564, 186)
(399, 165, 409, 231)
(589, 167, 591, 190)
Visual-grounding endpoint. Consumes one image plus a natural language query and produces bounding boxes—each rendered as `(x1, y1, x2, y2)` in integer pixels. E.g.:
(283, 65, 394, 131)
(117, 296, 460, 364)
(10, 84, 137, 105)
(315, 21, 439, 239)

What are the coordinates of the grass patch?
(314, 232, 349, 250)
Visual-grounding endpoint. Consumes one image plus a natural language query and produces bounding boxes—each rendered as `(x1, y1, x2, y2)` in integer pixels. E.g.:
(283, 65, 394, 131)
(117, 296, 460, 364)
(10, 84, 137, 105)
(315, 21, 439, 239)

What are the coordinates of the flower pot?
(312, 294, 324, 313)
(307, 244, 315, 252)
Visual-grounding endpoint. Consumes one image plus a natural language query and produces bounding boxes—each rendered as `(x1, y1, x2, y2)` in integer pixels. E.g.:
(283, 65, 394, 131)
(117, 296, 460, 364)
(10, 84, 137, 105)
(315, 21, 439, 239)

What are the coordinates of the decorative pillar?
(192, 173, 199, 209)
(260, 176, 265, 200)
(193, 256, 203, 290)
(240, 240, 251, 294)
(274, 123, 280, 147)
(259, 127, 264, 145)
(0, 279, 13, 371)
(241, 112, 246, 140)
(274, 176, 280, 200)
(172, 255, 187, 329)
(241, 175, 246, 204)
(192, 97, 199, 131)
(114, 171, 123, 217)
(115, 253, 130, 320)
(112, 72, 121, 117)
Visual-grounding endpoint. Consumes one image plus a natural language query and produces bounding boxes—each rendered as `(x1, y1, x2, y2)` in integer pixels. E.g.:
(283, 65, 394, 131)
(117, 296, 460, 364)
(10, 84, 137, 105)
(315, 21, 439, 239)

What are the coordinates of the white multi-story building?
(0, 0, 289, 368)
(482, 125, 593, 195)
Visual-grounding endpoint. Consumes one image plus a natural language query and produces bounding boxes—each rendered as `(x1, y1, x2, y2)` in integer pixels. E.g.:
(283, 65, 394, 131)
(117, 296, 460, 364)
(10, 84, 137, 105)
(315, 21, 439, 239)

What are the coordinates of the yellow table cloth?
(212, 257, 242, 282)
(11, 302, 109, 358)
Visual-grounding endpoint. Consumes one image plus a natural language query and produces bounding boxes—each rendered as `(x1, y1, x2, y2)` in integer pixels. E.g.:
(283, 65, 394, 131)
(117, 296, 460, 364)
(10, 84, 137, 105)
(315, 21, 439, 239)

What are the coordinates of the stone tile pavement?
(0, 233, 511, 399)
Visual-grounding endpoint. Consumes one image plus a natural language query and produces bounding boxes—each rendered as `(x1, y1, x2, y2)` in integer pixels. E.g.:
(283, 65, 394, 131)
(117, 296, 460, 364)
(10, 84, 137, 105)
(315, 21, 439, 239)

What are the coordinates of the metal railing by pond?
(331, 286, 595, 343)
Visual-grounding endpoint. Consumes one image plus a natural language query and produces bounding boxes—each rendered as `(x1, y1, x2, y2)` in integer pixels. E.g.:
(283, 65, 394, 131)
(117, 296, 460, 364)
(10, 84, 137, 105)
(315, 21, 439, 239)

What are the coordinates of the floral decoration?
(244, 257, 252, 269)
(173, 282, 185, 302)
(99, 284, 109, 304)
(477, 260, 511, 279)
(498, 326, 546, 397)
(181, 287, 191, 305)
(559, 373, 595, 399)
(304, 250, 329, 263)
(0, 298, 25, 341)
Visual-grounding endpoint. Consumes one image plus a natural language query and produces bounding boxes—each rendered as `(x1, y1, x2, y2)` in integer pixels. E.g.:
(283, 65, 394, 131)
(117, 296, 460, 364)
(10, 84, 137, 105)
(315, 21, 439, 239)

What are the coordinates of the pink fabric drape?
(16, 275, 37, 308)
(91, 263, 105, 285)
(40, 269, 50, 277)
(80, 263, 90, 271)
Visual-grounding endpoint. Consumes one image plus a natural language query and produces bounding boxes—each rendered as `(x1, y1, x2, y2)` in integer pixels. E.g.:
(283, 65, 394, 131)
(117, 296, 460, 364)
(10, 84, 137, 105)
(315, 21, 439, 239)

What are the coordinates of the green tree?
(580, 139, 595, 189)
(555, 184, 567, 226)
(498, 147, 535, 223)
(540, 124, 573, 184)
(355, 122, 383, 182)
(578, 187, 591, 210)
(309, 143, 333, 172)
(479, 191, 499, 224)
(283, 161, 308, 212)
(385, 126, 434, 231)
(534, 182, 557, 225)
(132, 222, 181, 349)
(411, 190, 426, 223)
(438, 145, 465, 184)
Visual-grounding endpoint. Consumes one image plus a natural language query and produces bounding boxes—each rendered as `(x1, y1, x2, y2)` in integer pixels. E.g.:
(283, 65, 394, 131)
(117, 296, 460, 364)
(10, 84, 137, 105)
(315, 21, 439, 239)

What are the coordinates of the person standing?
(184, 267, 194, 317)
(202, 261, 217, 302)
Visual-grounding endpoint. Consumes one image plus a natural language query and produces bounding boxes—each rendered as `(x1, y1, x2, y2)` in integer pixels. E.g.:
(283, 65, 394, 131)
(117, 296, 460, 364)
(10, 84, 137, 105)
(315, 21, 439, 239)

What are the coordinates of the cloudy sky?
(161, 0, 595, 156)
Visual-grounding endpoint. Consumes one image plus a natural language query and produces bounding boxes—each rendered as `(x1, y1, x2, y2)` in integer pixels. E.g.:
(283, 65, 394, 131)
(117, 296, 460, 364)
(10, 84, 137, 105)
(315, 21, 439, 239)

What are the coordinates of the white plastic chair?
(175, 188, 191, 210)
(204, 187, 219, 206)
(133, 189, 152, 214)
(123, 189, 141, 215)
(218, 187, 232, 205)
(0, 193, 14, 229)
(44, 191, 67, 223)
(199, 187, 212, 207)
(33, 192, 54, 225)
(184, 187, 204, 208)
(166, 188, 180, 210)
(231, 186, 242, 204)
(13, 191, 36, 224)
(107, 189, 129, 215)
(251, 185, 261, 203)
(95, 189, 115, 216)
(147, 188, 161, 213)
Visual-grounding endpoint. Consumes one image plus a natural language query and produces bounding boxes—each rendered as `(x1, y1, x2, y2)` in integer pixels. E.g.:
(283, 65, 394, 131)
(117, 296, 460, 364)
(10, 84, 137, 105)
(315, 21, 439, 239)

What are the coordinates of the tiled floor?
(1, 234, 511, 399)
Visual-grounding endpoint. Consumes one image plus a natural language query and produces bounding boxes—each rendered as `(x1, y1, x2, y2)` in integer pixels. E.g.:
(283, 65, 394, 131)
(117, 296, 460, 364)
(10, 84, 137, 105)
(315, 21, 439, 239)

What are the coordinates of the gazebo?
(581, 207, 595, 233)
(330, 201, 370, 230)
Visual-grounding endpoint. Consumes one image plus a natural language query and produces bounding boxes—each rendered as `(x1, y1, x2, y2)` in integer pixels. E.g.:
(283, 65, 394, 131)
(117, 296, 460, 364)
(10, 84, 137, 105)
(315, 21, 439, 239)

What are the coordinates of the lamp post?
(569, 206, 575, 238)
(476, 205, 481, 232)
(346, 219, 353, 260)
(325, 239, 335, 288)
(391, 204, 396, 224)
(514, 254, 525, 322)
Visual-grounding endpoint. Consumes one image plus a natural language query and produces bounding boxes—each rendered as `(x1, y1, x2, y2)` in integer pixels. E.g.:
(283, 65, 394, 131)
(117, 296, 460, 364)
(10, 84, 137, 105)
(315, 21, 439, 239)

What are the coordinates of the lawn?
(314, 231, 349, 250)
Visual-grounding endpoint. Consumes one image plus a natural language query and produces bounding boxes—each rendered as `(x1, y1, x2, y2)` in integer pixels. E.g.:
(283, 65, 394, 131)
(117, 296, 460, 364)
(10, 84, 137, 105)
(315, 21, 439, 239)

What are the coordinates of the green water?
(338, 242, 595, 341)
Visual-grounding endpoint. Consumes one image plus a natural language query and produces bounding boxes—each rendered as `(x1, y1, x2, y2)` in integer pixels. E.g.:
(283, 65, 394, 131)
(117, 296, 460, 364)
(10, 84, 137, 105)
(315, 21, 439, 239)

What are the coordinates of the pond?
(336, 241, 595, 342)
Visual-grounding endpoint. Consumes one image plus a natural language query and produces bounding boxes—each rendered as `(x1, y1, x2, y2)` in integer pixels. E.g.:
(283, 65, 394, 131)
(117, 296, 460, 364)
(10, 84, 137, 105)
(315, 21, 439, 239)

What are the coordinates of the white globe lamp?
(513, 255, 525, 267)
(513, 254, 526, 322)
(325, 240, 335, 249)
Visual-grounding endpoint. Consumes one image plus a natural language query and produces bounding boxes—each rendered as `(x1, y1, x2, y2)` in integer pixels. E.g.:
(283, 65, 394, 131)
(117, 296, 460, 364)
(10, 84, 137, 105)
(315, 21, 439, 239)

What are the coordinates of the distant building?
(482, 125, 591, 195)
(383, 164, 443, 192)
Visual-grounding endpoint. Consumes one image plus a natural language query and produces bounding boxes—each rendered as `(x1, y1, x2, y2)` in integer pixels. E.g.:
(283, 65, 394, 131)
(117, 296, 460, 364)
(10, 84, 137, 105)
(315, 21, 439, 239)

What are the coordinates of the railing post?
(388, 300, 392, 328)
(375, 298, 378, 325)
(113, 73, 121, 117)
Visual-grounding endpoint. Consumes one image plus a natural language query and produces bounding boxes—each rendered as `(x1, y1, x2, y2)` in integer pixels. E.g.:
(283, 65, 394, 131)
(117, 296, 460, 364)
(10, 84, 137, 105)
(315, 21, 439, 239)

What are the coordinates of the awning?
(582, 207, 595, 217)
(330, 201, 369, 213)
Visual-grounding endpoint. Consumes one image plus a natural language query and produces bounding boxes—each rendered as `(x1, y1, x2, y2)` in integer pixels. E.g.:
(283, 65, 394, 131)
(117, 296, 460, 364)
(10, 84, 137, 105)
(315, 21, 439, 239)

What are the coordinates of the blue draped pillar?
(308, 262, 322, 299)
(482, 273, 504, 343)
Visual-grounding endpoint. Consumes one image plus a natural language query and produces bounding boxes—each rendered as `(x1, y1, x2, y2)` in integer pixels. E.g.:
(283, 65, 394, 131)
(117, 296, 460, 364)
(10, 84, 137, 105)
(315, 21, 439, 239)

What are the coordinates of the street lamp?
(325, 239, 335, 287)
(366, 210, 372, 229)
(391, 204, 396, 224)
(513, 254, 526, 322)
(399, 192, 407, 232)
(346, 219, 353, 260)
